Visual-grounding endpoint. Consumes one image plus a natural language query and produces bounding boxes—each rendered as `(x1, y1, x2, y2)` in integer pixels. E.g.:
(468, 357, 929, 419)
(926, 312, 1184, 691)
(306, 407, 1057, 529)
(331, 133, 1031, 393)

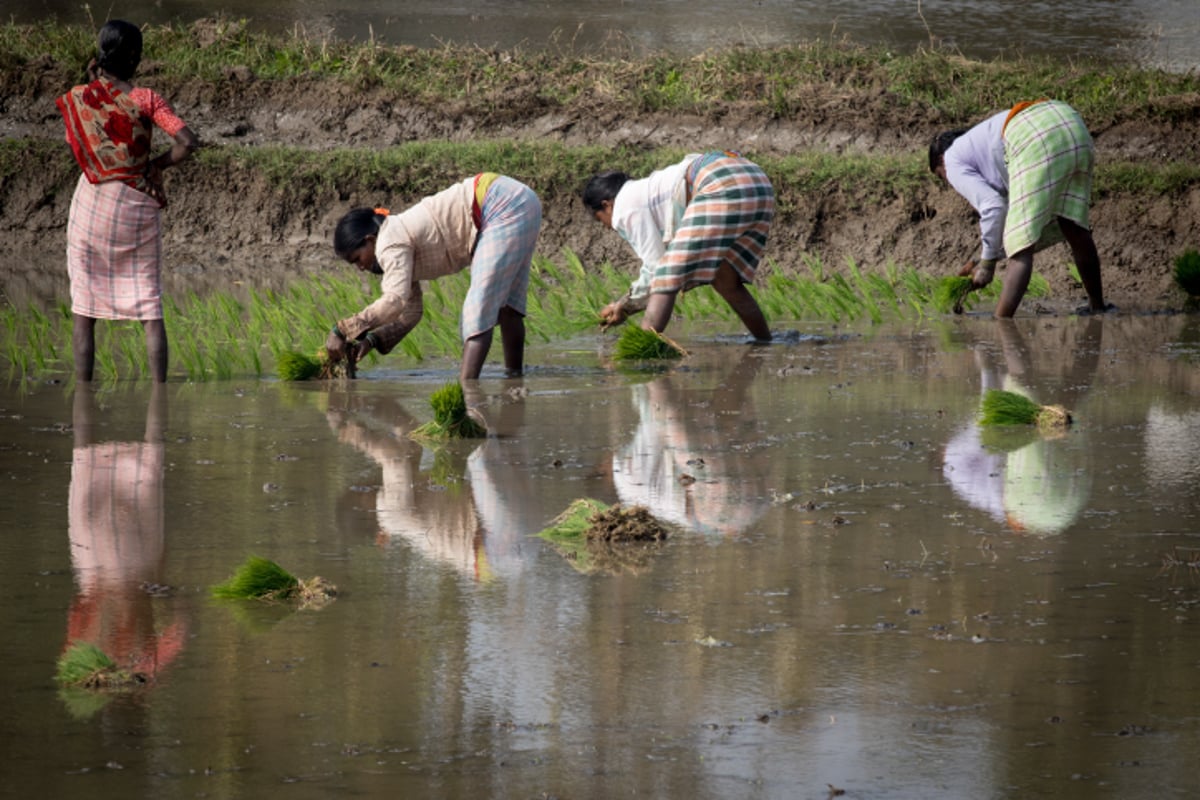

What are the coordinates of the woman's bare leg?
(712, 263, 771, 340)
(642, 292, 678, 333)
(73, 314, 96, 382)
(994, 249, 1034, 318)
(1059, 217, 1107, 312)
(461, 329, 493, 381)
(142, 318, 168, 383)
(497, 306, 525, 376)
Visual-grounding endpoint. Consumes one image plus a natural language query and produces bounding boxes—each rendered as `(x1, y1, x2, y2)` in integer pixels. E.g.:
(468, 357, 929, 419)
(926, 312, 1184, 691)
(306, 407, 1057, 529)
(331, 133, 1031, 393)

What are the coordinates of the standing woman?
(582, 151, 774, 340)
(57, 20, 199, 382)
(327, 173, 542, 381)
(929, 99, 1108, 317)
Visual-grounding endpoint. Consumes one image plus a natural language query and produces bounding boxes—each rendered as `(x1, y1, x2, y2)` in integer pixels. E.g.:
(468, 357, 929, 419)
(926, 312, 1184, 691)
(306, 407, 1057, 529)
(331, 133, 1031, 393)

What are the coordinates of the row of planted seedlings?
(0, 250, 1049, 383)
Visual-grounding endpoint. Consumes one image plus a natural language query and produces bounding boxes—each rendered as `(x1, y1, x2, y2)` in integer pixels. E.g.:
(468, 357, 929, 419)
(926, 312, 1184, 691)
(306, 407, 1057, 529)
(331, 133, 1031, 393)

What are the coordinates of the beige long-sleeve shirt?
(338, 177, 477, 341)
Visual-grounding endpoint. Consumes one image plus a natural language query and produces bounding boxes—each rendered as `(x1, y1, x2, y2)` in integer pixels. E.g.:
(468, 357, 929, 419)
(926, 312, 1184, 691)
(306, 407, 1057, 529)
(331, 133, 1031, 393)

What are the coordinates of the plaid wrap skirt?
(66, 175, 164, 320)
(461, 176, 542, 340)
(1003, 100, 1094, 257)
(652, 156, 775, 294)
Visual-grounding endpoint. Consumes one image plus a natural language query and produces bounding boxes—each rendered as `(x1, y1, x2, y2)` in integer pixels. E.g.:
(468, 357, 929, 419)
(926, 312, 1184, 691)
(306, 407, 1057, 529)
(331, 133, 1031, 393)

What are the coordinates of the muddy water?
(3, 314, 1200, 798)
(21, 0, 1200, 71)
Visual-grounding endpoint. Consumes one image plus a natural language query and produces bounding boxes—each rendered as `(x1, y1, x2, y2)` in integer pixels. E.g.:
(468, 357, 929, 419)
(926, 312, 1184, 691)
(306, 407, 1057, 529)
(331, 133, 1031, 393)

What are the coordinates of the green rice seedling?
(979, 389, 1072, 431)
(412, 381, 486, 439)
(211, 555, 337, 607)
(276, 349, 324, 381)
(934, 276, 975, 314)
(613, 324, 686, 361)
(55, 642, 137, 688)
(1173, 248, 1200, 297)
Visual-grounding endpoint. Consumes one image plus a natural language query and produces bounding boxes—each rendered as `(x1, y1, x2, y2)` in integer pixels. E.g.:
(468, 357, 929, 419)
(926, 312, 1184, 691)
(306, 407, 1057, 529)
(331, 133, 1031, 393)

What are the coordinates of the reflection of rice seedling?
(1173, 248, 1200, 298)
(979, 389, 1071, 431)
(275, 349, 353, 381)
(934, 276, 974, 314)
(56, 642, 140, 688)
(411, 381, 486, 439)
(613, 325, 686, 360)
(537, 498, 669, 575)
(211, 556, 337, 608)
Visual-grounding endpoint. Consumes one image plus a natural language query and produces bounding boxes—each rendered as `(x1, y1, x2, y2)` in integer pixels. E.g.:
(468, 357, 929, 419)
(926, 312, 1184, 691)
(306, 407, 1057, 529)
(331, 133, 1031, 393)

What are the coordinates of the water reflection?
(612, 349, 772, 537)
(942, 320, 1098, 535)
(327, 386, 545, 579)
(64, 385, 185, 715)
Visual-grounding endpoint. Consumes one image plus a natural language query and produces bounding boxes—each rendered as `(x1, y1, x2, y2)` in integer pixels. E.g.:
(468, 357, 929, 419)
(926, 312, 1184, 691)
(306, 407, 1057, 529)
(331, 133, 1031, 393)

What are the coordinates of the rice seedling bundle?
(537, 498, 669, 575)
(211, 555, 337, 607)
(411, 381, 486, 439)
(55, 642, 139, 688)
(1173, 248, 1200, 297)
(979, 389, 1071, 431)
(934, 276, 974, 314)
(275, 349, 354, 381)
(613, 325, 686, 361)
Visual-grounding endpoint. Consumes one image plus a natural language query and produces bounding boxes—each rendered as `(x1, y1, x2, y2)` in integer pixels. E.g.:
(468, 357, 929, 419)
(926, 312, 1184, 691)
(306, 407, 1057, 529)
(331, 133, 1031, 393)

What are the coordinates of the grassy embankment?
(2, 21, 1198, 381)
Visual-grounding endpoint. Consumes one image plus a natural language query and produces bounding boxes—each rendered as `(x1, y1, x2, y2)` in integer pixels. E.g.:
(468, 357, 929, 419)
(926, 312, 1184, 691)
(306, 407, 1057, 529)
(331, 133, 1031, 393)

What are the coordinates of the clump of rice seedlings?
(211, 555, 337, 608)
(979, 389, 1072, 431)
(1173, 248, 1200, 297)
(411, 381, 486, 439)
(613, 324, 686, 360)
(934, 276, 974, 314)
(537, 498, 669, 575)
(55, 642, 141, 689)
(275, 349, 354, 381)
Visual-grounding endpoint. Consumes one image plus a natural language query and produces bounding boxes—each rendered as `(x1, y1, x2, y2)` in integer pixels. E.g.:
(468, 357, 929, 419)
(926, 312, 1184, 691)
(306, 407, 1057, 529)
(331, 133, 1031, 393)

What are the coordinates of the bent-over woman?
(327, 174, 542, 381)
(57, 20, 199, 382)
(929, 99, 1108, 317)
(582, 151, 774, 339)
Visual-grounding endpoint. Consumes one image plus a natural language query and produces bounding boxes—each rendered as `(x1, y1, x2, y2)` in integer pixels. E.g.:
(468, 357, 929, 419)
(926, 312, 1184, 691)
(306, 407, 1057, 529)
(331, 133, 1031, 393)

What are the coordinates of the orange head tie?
(373, 207, 390, 216)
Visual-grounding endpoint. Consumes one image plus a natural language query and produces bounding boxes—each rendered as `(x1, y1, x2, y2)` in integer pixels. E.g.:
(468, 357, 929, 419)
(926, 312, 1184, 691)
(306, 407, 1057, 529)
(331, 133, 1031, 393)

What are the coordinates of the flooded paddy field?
(2, 314, 1199, 799)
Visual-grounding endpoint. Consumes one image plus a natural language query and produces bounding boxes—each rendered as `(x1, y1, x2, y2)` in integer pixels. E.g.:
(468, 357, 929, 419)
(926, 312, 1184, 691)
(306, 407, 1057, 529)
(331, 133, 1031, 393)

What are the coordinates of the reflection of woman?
(57, 20, 199, 382)
(582, 151, 773, 338)
(928, 100, 1106, 317)
(942, 322, 1095, 535)
(66, 385, 185, 679)
(612, 351, 771, 536)
(326, 174, 542, 381)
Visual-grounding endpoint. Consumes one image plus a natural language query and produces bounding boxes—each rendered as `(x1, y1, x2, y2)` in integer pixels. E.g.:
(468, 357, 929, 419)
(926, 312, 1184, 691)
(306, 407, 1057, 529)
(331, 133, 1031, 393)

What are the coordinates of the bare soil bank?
(4, 64, 1200, 312)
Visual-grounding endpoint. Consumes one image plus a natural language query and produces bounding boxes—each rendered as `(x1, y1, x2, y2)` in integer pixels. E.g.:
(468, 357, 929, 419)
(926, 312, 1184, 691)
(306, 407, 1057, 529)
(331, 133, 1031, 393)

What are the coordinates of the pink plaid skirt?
(67, 175, 164, 320)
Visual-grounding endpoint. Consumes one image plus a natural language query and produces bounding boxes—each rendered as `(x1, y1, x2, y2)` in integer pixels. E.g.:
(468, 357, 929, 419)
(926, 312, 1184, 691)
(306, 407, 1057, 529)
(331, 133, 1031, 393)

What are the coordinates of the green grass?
(1173, 248, 1200, 297)
(0, 252, 1060, 384)
(979, 388, 1071, 430)
(4, 19, 1197, 125)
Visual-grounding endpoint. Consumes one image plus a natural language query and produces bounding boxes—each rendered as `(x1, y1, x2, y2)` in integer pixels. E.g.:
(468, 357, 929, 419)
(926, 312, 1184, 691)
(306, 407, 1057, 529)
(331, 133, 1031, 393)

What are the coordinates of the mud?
(3, 51, 1200, 310)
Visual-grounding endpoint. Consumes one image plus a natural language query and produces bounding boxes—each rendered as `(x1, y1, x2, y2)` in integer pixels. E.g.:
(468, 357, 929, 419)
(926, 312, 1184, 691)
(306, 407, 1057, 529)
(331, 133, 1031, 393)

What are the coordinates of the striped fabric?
(651, 155, 775, 294)
(66, 174, 164, 320)
(1003, 100, 1094, 256)
(461, 176, 542, 340)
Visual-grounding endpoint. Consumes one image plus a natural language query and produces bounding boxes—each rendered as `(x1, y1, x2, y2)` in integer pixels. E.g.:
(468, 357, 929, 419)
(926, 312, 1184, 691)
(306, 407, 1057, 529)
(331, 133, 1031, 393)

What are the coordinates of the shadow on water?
(2, 315, 1200, 798)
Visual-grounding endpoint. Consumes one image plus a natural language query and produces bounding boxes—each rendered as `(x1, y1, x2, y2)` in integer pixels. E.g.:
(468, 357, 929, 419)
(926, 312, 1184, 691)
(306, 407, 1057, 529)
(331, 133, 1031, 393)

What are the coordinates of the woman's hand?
(599, 300, 628, 330)
(325, 329, 348, 362)
(971, 258, 998, 289)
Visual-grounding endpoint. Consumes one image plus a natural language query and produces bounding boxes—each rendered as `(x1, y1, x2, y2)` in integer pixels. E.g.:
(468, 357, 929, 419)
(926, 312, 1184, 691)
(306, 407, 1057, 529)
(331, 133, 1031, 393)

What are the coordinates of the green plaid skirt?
(1003, 100, 1094, 256)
